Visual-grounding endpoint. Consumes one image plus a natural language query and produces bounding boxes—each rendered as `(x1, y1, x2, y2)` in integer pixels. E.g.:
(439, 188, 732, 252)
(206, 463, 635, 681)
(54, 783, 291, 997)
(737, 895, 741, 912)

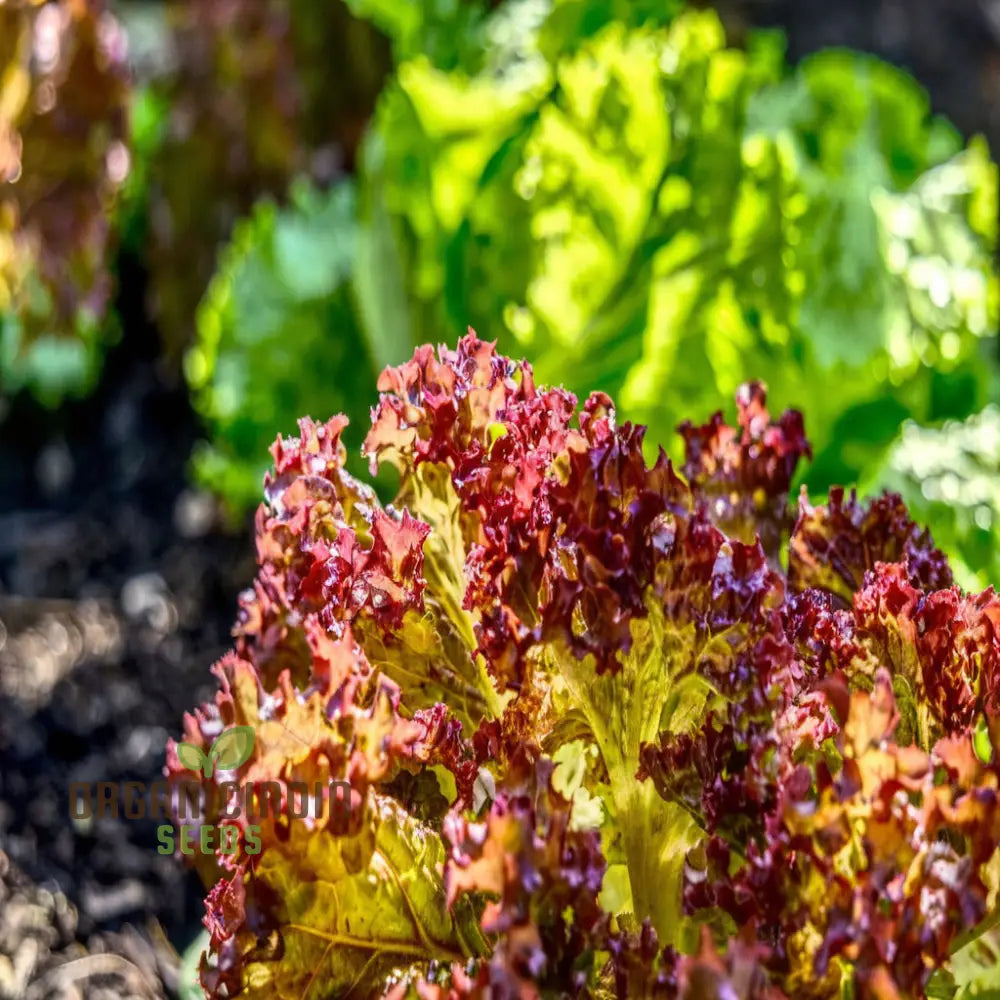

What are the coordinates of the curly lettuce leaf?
(364, 337, 806, 946)
(788, 486, 953, 603)
(204, 796, 487, 1000)
(683, 670, 1000, 997)
(167, 632, 487, 997)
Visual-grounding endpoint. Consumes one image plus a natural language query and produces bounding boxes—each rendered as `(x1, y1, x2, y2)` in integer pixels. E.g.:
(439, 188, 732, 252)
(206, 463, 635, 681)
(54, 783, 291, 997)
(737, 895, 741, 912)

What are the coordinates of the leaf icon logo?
(210, 726, 255, 773)
(176, 726, 255, 777)
(176, 742, 208, 774)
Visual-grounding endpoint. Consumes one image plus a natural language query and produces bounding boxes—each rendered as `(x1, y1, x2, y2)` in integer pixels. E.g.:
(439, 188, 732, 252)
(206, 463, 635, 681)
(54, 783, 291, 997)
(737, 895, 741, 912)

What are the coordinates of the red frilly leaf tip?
(323, 507, 432, 628)
(364, 331, 537, 476)
(204, 870, 247, 951)
(267, 414, 350, 481)
(852, 561, 1000, 732)
(789, 486, 953, 603)
(440, 760, 608, 992)
(678, 381, 810, 560)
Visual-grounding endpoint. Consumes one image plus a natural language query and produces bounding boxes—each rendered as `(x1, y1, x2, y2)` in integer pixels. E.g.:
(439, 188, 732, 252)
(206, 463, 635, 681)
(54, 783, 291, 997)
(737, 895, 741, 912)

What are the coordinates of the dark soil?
(0, 2, 995, 997)
(0, 251, 256, 995)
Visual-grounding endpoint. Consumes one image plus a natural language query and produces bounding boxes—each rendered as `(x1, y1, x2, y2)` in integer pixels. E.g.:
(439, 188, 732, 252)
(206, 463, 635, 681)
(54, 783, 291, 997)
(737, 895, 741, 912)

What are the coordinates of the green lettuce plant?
(360, 4, 998, 489)
(189, 1, 997, 519)
(186, 180, 380, 511)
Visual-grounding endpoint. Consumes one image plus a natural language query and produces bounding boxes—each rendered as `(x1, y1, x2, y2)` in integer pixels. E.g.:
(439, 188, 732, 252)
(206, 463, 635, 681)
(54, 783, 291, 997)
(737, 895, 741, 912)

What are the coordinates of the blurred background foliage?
(0, 0, 998, 581)
(185, 178, 380, 508)
(864, 408, 1000, 591)
(138, 0, 389, 365)
(0, 0, 130, 404)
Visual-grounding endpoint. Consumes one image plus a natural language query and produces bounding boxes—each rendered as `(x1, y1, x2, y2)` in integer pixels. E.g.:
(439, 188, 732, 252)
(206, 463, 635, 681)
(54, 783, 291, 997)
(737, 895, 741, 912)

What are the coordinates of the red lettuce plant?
(169, 334, 1000, 998)
(0, 0, 129, 397)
